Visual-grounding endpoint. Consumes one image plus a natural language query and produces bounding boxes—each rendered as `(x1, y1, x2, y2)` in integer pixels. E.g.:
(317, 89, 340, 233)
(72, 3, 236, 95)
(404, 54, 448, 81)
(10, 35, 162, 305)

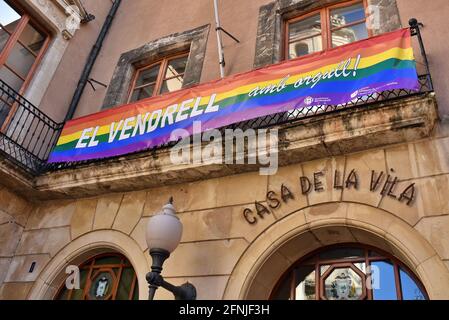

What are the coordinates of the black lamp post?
(145, 197, 197, 300)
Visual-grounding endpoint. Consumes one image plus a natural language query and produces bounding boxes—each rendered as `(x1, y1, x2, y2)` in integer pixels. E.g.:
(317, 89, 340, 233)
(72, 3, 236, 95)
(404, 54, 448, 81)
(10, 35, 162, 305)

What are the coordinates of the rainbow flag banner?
(48, 28, 419, 163)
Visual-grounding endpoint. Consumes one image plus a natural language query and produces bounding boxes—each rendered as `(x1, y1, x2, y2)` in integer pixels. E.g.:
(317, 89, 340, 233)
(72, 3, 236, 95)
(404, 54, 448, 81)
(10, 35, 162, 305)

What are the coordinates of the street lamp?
(145, 197, 197, 300)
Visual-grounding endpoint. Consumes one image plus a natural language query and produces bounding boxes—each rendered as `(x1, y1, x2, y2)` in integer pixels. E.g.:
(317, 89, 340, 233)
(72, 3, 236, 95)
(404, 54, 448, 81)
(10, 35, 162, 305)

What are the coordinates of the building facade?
(0, 0, 449, 300)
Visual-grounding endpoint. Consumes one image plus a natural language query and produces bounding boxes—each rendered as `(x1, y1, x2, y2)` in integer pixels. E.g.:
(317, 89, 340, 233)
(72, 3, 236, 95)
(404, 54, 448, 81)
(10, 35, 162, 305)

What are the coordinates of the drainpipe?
(64, 0, 121, 121)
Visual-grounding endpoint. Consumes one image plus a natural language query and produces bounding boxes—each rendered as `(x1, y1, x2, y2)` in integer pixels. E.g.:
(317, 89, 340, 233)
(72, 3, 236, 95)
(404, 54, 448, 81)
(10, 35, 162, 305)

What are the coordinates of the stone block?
(179, 208, 232, 241)
(305, 202, 348, 226)
(163, 239, 247, 277)
(386, 220, 436, 266)
(143, 184, 191, 216)
(302, 157, 346, 205)
(179, 205, 276, 244)
(5, 254, 50, 282)
(415, 175, 449, 217)
(416, 255, 449, 299)
(246, 279, 272, 300)
(415, 215, 449, 260)
(0, 187, 30, 226)
(346, 203, 396, 233)
(144, 172, 267, 216)
(130, 217, 149, 252)
(267, 163, 308, 218)
(0, 282, 33, 299)
(277, 230, 322, 265)
(258, 209, 309, 247)
(215, 172, 268, 208)
(112, 191, 146, 234)
(93, 193, 123, 230)
(380, 174, 449, 226)
(15, 227, 71, 257)
(414, 137, 449, 177)
(378, 193, 420, 227)
(0, 258, 11, 285)
(70, 198, 97, 239)
(252, 251, 292, 297)
(349, 227, 392, 254)
(342, 149, 387, 207)
(26, 200, 76, 230)
(385, 144, 417, 179)
(0, 222, 23, 257)
(312, 226, 356, 245)
(434, 119, 449, 139)
(0, 210, 12, 225)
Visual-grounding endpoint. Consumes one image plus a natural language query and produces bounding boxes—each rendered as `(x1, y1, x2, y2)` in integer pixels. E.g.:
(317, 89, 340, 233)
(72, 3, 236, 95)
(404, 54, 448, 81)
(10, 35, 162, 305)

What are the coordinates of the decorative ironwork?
(0, 20, 435, 175)
(0, 79, 63, 174)
(55, 253, 139, 300)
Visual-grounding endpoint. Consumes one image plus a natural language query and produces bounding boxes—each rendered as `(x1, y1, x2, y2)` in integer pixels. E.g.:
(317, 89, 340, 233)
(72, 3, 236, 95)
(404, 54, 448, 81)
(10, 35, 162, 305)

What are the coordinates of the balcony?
(0, 80, 62, 175)
(0, 21, 438, 197)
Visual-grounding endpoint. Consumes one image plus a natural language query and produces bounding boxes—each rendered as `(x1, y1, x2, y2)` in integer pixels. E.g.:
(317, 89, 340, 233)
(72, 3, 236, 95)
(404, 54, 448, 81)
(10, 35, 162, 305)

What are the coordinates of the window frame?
(283, 0, 371, 60)
(0, 0, 51, 131)
(54, 252, 139, 300)
(127, 51, 189, 103)
(270, 243, 429, 300)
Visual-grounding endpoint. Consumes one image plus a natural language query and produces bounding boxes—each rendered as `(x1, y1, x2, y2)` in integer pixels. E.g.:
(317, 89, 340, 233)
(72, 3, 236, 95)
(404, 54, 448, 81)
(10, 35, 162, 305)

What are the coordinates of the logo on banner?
(304, 96, 314, 105)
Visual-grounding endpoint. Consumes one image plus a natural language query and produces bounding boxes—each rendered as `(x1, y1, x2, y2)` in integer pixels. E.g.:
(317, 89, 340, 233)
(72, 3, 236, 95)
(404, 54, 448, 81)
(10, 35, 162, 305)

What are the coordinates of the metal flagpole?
(213, 0, 225, 78)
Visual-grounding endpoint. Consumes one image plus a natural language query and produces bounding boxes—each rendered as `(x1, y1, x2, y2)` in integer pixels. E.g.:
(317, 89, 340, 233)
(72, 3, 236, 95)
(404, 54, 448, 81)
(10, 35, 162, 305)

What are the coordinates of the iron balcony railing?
(0, 20, 434, 175)
(0, 80, 63, 174)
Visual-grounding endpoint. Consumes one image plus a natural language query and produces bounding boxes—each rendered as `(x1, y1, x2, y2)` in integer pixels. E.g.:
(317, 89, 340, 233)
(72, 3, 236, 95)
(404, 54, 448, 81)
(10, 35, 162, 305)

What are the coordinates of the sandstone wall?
(1, 134, 448, 299)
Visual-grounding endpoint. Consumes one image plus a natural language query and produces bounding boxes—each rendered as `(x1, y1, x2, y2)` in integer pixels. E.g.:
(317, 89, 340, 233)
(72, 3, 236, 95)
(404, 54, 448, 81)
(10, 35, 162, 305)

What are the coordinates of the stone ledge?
(0, 158, 36, 199)
(278, 93, 438, 165)
(0, 93, 439, 200)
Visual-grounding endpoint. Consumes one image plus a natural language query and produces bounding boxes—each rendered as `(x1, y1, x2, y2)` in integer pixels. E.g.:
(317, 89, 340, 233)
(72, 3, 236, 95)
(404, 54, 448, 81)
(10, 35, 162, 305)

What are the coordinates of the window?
(285, 0, 370, 60)
(271, 244, 428, 300)
(0, 0, 49, 126)
(128, 53, 188, 103)
(102, 25, 208, 110)
(0, 0, 49, 92)
(55, 253, 139, 300)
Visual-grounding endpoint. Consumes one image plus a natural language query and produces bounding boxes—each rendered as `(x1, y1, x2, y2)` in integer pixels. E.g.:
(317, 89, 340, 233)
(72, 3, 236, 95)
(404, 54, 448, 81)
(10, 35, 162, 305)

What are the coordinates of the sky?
(0, 0, 20, 27)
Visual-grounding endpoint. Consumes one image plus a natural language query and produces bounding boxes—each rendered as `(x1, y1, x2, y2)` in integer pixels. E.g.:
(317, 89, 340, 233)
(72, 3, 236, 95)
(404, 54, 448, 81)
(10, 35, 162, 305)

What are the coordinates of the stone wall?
(1, 0, 449, 301)
(1, 132, 449, 299)
(0, 186, 32, 299)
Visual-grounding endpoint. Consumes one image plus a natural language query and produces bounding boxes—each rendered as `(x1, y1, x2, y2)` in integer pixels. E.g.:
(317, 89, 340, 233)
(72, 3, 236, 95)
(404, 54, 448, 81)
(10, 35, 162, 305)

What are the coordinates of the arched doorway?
(271, 244, 428, 300)
(224, 202, 449, 300)
(55, 252, 139, 300)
